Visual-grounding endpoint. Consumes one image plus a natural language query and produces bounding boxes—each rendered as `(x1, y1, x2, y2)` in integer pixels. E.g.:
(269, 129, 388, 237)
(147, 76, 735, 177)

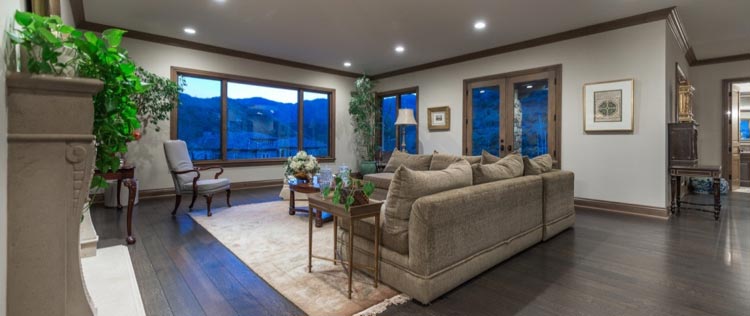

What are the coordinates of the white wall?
(1, 3, 25, 315)
(121, 38, 357, 191)
(692, 60, 750, 165)
(376, 21, 669, 208)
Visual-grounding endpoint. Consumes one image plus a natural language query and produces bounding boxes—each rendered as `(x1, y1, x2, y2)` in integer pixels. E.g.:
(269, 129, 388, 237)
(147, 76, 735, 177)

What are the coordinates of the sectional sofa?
(340, 151, 575, 304)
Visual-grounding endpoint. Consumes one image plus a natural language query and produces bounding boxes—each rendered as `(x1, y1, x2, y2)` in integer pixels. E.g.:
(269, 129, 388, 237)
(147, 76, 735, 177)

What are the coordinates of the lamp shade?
(395, 109, 417, 126)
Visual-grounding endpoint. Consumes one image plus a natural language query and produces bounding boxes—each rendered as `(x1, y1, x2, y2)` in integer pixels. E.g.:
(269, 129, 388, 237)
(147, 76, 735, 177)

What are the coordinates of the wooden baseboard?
(574, 198, 668, 219)
(91, 179, 284, 204)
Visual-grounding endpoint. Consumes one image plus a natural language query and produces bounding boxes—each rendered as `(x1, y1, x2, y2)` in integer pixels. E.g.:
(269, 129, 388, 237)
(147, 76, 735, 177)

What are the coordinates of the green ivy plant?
(8, 11, 144, 187)
(322, 175, 375, 212)
(349, 76, 381, 162)
(133, 67, 182, 133)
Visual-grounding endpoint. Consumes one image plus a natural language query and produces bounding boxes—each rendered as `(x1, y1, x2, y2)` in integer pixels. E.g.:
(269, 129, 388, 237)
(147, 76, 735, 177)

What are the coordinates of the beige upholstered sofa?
(342, 152, 575, 304)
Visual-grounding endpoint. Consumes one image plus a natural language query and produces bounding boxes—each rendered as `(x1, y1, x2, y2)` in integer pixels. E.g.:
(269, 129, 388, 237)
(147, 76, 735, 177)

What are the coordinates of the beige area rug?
(189, 201, 405, 316)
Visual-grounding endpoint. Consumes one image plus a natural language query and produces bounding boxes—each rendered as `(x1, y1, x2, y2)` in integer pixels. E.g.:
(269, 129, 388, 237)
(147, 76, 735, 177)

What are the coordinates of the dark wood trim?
(693, 54, 750, 67)
(68, 0, 360, 78)
(371, 7, 675, 79)
(377, 87, 420, 153)
(574, 198, 668, 219)
(170, 66, 337, 165)
(91, 179, 284, 204)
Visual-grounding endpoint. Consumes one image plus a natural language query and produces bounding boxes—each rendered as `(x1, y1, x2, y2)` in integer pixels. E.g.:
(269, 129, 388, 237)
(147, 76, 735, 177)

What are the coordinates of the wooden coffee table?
(307, 194, 384, 299)
(288, 181, 330, 227)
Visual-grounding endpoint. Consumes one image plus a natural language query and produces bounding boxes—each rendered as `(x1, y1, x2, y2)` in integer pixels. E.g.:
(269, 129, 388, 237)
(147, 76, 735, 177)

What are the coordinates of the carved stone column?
(6, 73, 102, 316)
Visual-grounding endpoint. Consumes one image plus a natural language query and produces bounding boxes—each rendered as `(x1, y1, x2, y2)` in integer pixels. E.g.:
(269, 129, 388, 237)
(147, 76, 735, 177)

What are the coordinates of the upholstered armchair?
(163, 140, 231, 216)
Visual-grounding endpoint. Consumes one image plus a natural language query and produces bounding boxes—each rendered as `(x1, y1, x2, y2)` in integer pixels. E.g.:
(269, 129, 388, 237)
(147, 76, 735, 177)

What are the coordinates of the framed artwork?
(583, 79, 634, 132)
(427, 106, 450, 131)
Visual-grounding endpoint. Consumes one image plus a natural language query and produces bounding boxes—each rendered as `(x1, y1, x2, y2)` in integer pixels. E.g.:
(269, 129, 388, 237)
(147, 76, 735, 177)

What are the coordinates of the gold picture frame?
(583, 79, 634, 133)
(427, 106, 451, 131)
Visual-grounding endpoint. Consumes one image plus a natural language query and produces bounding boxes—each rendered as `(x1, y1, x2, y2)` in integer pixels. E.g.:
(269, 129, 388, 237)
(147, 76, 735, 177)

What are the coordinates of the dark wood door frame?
(721, 77, 750, 182)
(462, 64, 563, 167)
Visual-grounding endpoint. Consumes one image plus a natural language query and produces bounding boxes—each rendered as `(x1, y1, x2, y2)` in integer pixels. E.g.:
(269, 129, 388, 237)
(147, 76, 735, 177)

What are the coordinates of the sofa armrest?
(407, 176, 544, 276)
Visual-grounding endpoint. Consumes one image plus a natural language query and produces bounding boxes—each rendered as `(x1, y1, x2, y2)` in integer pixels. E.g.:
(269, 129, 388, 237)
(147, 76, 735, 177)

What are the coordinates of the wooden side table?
(670, 164, 722, 220)
(307, 194, 383, 299)
(95, 165, 137, 244)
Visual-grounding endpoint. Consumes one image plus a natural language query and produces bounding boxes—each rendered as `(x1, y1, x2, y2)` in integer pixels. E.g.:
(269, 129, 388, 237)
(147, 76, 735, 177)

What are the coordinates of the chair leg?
(226, 189, 232, 207)
(206, 194, 214, 217)
(171, 195, 182, 216)
(189, 194, 198, 211)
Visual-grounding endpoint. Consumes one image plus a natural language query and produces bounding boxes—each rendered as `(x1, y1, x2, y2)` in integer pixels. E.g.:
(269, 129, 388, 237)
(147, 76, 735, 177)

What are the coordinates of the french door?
(464, 66, 560, 164)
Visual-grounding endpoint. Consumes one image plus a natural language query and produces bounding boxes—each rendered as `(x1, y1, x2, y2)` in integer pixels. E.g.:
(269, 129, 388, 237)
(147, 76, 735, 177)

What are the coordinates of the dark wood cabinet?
(669, 122, 698, 165)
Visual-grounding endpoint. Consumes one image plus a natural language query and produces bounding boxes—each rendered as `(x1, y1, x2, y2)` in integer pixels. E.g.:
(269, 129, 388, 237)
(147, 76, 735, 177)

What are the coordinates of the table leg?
(374, 214, 380, 288)
(713, 177, 721, 220)
(348, 220, 354, 299)
(333, 215, 337, 265)
(315, 208, 323, 227)
(124, 179, 136, 244)
(308, 203, 313, 273)
(116, 179, 123, 210)
(675, 175, 682, 214)
(289, 190, 296, 215)
(670, 175, 677, 215)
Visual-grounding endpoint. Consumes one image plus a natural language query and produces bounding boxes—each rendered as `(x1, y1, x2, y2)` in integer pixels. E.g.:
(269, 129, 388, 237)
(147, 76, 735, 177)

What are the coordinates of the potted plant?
(322, 175, 376, 212)
(349, 76, 381, 175)
(133, 67, 182, 135)
(284, 150, 320, 183)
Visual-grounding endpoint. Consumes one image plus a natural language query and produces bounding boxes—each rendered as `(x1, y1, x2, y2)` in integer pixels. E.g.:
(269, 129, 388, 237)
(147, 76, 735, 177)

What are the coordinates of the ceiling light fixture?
(474, 21, 486, 30)
(526, 85, 533, 89)
(395, 45, 405, 53)
(183, 27, 196, 35)
(343, 61, 352, 67)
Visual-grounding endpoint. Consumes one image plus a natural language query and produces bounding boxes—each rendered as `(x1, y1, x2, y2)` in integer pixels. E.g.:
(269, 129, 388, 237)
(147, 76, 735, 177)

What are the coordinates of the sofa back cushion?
(463, 155, 482, 165)
(384, 160, 473, 254)
(480, 150, 501, 164)
(472, 153, 524, 184)
(523, 154, 554, 175)
(429, 153, 464, 170)
(383, 150, 432, 173)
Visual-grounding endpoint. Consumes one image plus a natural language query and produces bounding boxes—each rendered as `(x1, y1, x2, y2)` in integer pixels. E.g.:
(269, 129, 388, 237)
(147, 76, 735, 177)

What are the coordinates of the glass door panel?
(468, 81, 504, 156)
(511, 79, 550, 157)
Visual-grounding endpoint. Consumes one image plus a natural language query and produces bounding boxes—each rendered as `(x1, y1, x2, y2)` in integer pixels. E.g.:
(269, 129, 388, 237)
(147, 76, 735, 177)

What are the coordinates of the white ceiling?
(82, 0, 750, 75)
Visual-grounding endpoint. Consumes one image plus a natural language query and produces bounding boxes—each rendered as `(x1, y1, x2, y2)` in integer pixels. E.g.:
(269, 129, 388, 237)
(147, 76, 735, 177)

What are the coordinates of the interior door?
(466, 79, 506, 156)
(731, 85, 741, 190)
(505, 71, 557, 160)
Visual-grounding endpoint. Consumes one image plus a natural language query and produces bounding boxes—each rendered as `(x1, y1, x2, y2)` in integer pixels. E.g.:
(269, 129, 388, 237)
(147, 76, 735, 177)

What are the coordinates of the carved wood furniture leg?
(206, 194, 213, 217)
(226, 189, 232, 207)
(348, 219, 354, 299)
(374, 214, 380, 288)
(124, 179, 137, 244)
(172, 195, 182, 216)
(308, 205, 313, 273)
(675, 175, 682, 214)
(670, 175, 677, 215)
(289, 190, 296, 215)
(333, 215, 337, 265)
(189, 193, 197, 210)
(116, 178, 123, 210)
(713, 177, 721, 220)
(315, 208, 323, 227)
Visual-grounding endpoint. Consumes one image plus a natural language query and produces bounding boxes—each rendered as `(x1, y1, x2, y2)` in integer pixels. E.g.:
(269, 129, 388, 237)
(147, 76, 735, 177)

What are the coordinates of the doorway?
(463, 65, 562, 166)
(722, 78, 750, 192)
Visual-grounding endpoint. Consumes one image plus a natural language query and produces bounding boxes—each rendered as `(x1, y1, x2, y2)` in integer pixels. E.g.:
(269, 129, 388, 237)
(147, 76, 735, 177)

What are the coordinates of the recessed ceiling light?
(183, 27, 196, 35)
(526, 85, 533, 89)
(214, 0, 226, 3)
(394, 45, 405, 53)
(474, 21, 486, 30)
(343, 61, 352, 67)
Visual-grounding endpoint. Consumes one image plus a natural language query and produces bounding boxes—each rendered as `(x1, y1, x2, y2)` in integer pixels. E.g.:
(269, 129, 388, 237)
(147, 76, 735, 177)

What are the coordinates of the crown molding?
(692, 53, 750, 67)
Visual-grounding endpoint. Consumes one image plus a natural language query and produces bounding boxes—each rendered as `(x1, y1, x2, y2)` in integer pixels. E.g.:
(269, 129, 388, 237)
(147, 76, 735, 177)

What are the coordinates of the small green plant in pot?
(322, 175, 375, 212)
(349, 76, 380, 175)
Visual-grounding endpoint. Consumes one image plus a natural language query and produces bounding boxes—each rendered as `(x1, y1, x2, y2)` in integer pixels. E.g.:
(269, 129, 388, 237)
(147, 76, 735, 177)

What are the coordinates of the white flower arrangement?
(284, 150, 320, 178)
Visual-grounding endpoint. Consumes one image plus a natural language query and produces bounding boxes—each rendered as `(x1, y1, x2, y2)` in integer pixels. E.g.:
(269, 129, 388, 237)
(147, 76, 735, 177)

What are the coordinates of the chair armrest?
(172, 168, 201, 192)
(197, 165, 224, 179)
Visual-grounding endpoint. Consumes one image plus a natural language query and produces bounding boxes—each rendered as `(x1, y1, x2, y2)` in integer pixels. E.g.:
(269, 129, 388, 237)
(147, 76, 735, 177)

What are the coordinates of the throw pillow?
(463, 155, 482, 164)
(472, 153, 524, 185)
(429, 153, 463, 170)
(523, 154, 554, 175)
(384, 160, 473, 254)
(383, 149, 432, 172)
(480, 150, 501, 164)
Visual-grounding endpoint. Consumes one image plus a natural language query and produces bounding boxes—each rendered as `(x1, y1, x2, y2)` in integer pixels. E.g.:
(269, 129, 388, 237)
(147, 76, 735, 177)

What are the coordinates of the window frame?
(377, 87, 420, 153)
(170, 66, 336, 167)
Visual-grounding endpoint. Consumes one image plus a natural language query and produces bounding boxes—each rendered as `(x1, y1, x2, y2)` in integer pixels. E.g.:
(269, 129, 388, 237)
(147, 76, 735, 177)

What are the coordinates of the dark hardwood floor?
(92, 188, 750, 316)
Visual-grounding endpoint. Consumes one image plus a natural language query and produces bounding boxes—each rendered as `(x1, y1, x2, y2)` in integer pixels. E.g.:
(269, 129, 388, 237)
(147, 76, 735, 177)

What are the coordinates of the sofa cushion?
(429, 153, 463, 170)
(523, 154, 554, 175)
(480, 150, 501, 164)
(384, 150, 432, 173)
(384, 160, 473, 254)
(472, 153, 524, 185)
(363, 172, 394, 190)
(463, 155, 482, 165)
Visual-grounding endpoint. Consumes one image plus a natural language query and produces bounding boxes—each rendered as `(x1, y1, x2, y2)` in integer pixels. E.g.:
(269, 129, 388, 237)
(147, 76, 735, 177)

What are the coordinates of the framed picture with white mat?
(583, 79, 634, 133)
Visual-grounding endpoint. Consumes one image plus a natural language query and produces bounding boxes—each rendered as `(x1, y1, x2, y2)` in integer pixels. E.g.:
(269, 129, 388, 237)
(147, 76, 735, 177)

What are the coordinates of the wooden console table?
(307, 194, 383, 299)
(670, 164, 721, 220)
(95, 165, 137, 244)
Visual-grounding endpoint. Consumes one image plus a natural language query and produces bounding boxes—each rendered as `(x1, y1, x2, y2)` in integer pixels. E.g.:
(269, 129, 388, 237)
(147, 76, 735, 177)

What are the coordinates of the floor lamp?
(395, 108, 417, 152)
